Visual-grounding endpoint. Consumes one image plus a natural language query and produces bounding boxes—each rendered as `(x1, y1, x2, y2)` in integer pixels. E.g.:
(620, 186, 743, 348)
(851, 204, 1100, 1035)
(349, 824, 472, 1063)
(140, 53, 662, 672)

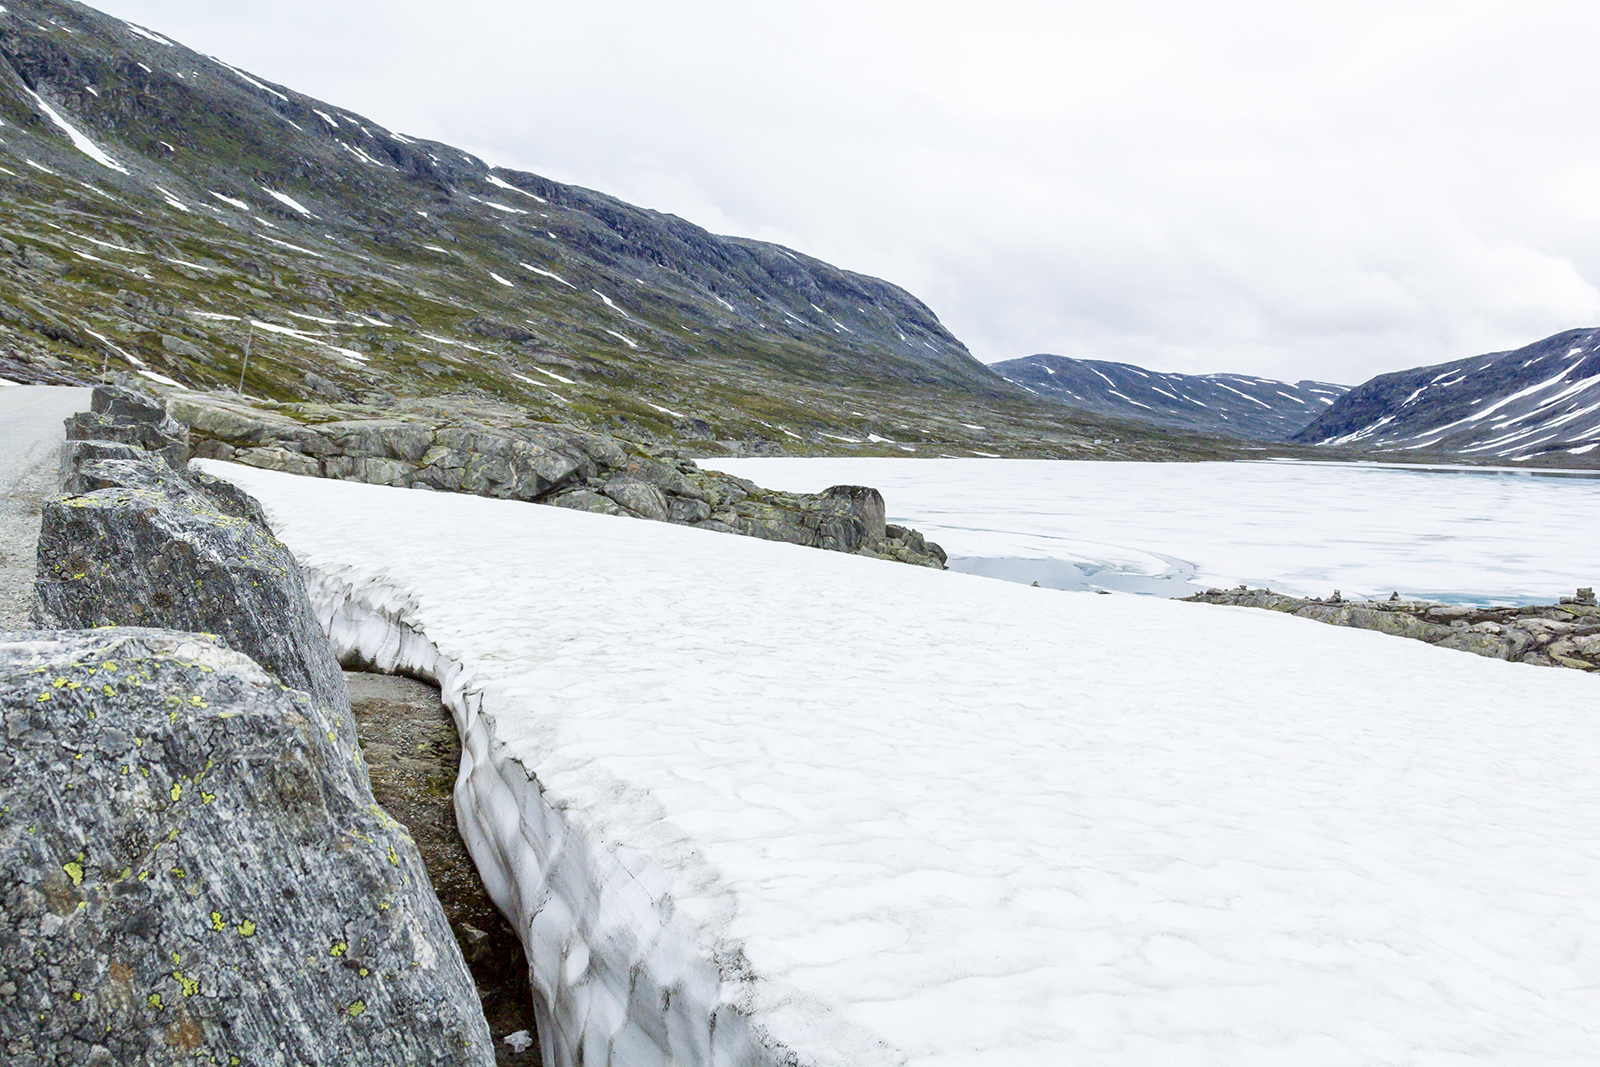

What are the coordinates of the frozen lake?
(706, 458, 1600, 605)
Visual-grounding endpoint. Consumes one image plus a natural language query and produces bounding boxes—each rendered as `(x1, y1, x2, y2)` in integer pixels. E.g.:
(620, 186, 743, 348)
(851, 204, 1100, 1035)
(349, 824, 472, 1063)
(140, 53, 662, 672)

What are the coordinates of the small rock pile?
(1183, 586, 1600, 672)
(167, 390, 948, 569)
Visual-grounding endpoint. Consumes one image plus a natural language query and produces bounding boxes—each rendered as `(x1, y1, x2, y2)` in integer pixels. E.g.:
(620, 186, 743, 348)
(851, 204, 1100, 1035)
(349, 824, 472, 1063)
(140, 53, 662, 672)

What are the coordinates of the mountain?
(990, 354, 1349, 441)
(0, 0, 1239, 462)
(1292, 327, 1600, 464)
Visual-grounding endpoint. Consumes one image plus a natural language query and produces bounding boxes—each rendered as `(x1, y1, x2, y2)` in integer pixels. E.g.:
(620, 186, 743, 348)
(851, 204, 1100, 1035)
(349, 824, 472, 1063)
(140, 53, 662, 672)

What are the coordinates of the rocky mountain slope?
(991, 353, 1348, 441)
(0, 0, 1239, 462)
(1293, 327, 1600, 463)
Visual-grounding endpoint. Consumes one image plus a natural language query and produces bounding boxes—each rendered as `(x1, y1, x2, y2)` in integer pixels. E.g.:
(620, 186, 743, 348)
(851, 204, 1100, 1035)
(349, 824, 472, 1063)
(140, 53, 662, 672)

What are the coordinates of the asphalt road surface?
(0, 385, 91, 627)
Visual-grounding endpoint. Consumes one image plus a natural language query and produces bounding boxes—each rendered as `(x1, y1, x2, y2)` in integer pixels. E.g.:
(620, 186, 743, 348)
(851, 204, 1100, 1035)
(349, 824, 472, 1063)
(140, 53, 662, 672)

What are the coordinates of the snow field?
(206, 463, 1600, 1067)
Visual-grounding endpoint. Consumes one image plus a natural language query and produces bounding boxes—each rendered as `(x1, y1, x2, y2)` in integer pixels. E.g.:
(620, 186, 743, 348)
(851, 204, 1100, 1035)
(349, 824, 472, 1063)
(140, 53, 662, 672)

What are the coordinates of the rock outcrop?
(170, 390, 949, 568)
(0, 628, 496, 1066)
(1184, 587, 1600, 671)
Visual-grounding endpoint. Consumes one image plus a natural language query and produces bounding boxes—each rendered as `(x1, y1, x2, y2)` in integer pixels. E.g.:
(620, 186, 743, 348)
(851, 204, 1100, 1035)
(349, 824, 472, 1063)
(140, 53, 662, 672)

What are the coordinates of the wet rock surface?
(169, 390, 948, 569)
(1184, 587, 1600, 672)
(347, 672, 541, 1066)
(0, 629, 495, 1067)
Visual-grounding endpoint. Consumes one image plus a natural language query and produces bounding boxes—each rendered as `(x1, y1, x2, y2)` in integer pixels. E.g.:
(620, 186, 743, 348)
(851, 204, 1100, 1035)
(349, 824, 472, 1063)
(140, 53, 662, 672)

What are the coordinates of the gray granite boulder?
(31, 472, 348, 719)
(62, 386, 189, 470)
(0, 628, 495, 1067)
(603, 478, 671, 521)
(57, 439, 146, 487)
(58, 452, 272, 533)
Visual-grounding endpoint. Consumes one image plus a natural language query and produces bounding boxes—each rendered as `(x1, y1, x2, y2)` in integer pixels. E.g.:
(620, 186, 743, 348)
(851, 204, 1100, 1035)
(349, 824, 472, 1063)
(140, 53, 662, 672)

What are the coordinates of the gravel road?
(1, 385, 91, 627)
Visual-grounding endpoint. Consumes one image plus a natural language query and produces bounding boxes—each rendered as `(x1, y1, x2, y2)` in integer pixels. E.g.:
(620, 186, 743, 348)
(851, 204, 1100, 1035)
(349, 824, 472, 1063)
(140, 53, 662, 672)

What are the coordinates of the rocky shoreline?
(162, 385, 948, 570)
(1183, 587, 1600, 672)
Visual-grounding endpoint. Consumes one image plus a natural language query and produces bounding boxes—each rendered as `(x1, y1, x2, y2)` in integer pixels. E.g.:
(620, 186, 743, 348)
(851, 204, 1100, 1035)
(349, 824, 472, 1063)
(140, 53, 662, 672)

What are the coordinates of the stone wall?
(4, 385, 500, 1064)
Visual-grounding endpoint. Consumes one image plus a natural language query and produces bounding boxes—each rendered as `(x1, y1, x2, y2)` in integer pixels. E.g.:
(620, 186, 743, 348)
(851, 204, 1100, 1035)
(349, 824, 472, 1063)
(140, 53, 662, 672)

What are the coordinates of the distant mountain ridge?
(1293, 327, 1600, 463)
(990, 354, 1348, 441)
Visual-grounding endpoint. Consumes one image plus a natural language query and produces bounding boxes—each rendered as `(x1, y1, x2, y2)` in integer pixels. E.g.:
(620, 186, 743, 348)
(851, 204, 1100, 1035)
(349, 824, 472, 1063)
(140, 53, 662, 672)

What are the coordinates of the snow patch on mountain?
(1296, 327, 1600, 461)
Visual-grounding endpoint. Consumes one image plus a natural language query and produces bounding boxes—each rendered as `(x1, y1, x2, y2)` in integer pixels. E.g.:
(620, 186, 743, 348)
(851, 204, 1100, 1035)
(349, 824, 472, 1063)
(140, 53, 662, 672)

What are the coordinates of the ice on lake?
(707, 458, 1600, 604)
(208, 461, 1600, 1067)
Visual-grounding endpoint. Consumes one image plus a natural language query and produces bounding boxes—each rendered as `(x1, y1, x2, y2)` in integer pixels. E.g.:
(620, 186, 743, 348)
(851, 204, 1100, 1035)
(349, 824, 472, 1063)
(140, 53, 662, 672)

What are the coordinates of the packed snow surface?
(707, 458, 1600, 604)
(209, 463, 1600, 1067)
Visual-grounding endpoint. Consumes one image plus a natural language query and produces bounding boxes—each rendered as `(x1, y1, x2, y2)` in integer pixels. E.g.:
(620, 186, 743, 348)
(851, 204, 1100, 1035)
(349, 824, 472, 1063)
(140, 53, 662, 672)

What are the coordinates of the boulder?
(0, 628, 495, 1067)
(90, 385, 167, 425)
(547, 489, 624, 517)
(463, 318, 538, 344)
(57, 439, 146, 487)
(31, 475, 349, 719)
(822, 485, 887, 543)
(63, 411, 186, 470)
(64, 387, 192, 471)
(160, 334, 206, 361)
(603, 479, 670, 521)
(668, 496, 713, 525)
(58, 451, 270, 533)
(421, 428, 591, 500)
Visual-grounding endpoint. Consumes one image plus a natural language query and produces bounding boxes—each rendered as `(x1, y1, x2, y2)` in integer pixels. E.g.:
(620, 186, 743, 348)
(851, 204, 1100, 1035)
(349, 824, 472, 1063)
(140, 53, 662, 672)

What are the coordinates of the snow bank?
(203, 463, 1600, 1067)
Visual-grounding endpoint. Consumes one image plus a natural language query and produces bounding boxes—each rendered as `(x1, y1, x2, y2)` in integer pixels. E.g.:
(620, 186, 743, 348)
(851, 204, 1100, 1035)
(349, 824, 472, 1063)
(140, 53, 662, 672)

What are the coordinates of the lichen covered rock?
(31, 468, 348, 717)
(0, 628, 495, 1067)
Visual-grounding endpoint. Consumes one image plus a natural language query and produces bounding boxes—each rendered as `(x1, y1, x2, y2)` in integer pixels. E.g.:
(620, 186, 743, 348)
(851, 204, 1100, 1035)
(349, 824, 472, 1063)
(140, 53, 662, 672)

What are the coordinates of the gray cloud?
(94, 0, 1600, 384)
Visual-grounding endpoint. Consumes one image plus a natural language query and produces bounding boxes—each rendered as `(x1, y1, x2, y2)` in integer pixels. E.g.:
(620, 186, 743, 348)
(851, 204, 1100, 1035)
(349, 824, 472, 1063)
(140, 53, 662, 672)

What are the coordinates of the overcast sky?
(91, 0, 1600, 384)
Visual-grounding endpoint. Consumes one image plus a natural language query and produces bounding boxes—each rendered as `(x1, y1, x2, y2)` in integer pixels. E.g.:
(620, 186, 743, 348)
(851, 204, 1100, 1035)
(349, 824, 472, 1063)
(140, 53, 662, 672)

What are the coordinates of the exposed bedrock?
(1184, 587, 1600, 672)
(32, 450, 349, 717)
(0, 628, 496, 1067)
(167, 391, 947, 569)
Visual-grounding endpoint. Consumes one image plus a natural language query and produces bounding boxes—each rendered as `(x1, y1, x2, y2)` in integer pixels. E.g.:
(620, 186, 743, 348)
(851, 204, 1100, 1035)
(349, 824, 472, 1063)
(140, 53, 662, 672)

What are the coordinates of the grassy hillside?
(0, 0, 1259, 461)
